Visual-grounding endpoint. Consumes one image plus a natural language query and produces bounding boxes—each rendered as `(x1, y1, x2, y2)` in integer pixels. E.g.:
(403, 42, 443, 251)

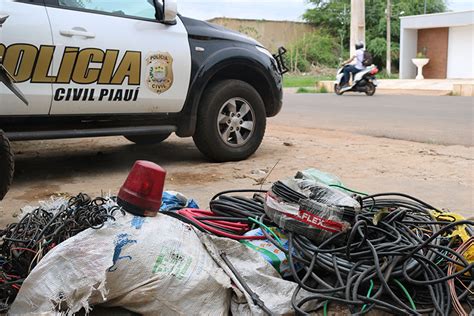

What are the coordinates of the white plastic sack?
(199, 234, 301, 316)
(10, 213, 232, 316)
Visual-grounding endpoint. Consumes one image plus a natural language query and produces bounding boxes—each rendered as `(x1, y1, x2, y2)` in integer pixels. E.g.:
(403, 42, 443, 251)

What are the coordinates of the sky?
(177, 0, 474, 21)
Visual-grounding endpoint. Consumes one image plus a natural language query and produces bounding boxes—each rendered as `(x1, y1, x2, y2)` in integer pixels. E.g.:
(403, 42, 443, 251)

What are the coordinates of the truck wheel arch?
(205, 63, 276, 116)
(176, 51, 282, 137)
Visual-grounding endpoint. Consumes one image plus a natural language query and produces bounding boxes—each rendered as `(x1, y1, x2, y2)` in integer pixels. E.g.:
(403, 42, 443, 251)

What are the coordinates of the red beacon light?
(117, 160, 166, 217)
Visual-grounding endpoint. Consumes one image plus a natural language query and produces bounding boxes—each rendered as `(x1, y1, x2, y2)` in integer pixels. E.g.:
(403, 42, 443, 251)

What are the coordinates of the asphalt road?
(272, 94, 473, 146)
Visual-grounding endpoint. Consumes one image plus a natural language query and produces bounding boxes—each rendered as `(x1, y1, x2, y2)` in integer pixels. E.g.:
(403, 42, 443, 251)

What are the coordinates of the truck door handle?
(60, 27, 96, 38)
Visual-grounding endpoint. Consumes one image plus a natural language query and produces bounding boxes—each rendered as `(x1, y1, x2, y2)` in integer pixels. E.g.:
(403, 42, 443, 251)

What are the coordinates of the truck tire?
(193, 79, 266, 162)
(0, 130, 14, 200)
(124, 133, 171, 145)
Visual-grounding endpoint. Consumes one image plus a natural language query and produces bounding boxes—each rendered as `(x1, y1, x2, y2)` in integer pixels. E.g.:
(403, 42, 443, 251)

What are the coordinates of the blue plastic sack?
(160, 191, 199, 212)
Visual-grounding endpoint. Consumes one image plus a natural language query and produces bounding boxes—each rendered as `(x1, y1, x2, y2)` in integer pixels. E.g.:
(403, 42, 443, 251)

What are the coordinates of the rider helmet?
(355, 42, 364, 50)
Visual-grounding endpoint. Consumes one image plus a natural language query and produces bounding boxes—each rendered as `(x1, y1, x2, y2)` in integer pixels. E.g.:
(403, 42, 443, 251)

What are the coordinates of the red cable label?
(287, 210, 344, 233)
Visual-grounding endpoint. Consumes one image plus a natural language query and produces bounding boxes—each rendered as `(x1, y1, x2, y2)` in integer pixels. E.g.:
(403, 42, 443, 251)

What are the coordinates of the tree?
(303, 0, 446, 70)
(284, 31, 340, 72)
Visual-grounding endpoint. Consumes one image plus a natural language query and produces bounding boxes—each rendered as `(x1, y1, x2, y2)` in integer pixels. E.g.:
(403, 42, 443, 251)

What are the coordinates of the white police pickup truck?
(0, 0, 287, 199)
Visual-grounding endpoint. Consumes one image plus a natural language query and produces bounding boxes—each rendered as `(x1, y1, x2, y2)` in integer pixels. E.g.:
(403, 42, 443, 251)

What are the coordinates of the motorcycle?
(334, 64, 379, 96)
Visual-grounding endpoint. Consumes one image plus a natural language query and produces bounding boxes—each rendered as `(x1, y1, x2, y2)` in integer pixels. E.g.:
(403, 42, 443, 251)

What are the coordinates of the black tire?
(365, 83, 376, 96)
(124, 133, 171, 145)
(334, 84, 344, 95)
(0, 130, 14, 200)
(193, 79, 266, 162)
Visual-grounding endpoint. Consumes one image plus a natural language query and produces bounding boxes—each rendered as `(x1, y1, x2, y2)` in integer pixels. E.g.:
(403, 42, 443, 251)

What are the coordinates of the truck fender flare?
(176, 46, 276, 137)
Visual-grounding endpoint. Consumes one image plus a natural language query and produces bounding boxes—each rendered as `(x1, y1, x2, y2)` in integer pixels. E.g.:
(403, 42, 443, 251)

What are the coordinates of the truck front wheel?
(193, 79, 266, 162)
(0, 130, 14, 200)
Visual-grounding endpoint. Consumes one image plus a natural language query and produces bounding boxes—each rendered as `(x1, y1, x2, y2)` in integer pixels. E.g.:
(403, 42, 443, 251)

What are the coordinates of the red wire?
(179, 209, 246, 231)
(184, 209, 214, 216)
(10, 247, 37, 254)
(204, 220, 248, 229)
(202, 220, 248, 231)
(207, 218, 249, 228)
(6, 274, 21, 279)
(180, 209, 249, 230)
(178, 210, 265, 240)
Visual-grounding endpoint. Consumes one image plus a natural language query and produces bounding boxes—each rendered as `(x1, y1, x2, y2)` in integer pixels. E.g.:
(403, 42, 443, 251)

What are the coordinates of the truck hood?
(179, 16, 262, 47)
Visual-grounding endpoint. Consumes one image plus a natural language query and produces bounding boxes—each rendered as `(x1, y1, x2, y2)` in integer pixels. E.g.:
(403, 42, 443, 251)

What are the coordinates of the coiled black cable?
(161, 187, 473, 315)
(262, 189, 473, 315)
(209, 189, 269, 224)
(0, 193, 122, 311)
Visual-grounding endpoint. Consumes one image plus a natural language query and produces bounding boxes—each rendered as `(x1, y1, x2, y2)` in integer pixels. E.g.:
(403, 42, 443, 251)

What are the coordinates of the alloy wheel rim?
(217, 97, 255, 147)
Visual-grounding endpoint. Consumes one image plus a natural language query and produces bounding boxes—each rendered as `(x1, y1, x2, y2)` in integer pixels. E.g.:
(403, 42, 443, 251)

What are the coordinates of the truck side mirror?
(155, 0, 177, 25)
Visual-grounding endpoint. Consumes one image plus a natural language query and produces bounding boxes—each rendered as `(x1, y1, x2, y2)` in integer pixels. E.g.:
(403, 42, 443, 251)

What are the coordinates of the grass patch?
(284, 74, 333, 88)
(377, 70, 399, 79)
(296, 87, 317, 93)
(296, 86, 328, 94)
(284, 70, 398, 88)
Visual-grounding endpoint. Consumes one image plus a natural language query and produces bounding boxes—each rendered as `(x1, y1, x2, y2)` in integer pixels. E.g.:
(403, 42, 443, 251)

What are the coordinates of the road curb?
(305, 80, 474, 96)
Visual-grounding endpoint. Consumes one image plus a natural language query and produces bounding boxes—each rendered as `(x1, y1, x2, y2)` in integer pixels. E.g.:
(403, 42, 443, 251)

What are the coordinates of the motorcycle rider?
(341, 42, 366, 87)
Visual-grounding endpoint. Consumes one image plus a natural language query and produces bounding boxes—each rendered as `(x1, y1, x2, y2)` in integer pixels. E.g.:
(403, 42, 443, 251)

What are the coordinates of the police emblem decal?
(145, 52, 174, 94)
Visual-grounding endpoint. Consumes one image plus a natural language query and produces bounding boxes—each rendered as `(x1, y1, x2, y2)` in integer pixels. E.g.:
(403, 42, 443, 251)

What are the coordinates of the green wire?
(323, 300, 329, 316)
(361, 279, 374, 313)
(248, 217, 284, 247)
(329, 184, 369, 196)
(394, 279, 417, 311)
(435, 250, 448, 265)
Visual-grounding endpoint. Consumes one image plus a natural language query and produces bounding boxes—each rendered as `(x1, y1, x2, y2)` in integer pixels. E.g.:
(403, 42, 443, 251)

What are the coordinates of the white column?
(350, 0, 365, 57)
(386, 0, 392, 74)
(399, 27, 418, 79)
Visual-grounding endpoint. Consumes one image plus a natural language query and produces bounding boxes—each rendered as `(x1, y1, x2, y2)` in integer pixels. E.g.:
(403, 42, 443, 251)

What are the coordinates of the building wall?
(417, 28, 449, 79)
(399, 10, 474, 79)
(400, 28, 418, 79)
(207, 18, 316, 52)
(447, 24, 474, 79)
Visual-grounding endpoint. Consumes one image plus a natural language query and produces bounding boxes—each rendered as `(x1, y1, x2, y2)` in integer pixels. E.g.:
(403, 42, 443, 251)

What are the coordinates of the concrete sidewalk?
(307, 79, 474, 96)
(377, 79, 474, 96)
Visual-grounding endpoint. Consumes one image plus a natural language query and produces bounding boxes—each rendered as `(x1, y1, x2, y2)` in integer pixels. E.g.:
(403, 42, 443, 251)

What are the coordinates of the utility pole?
(350, 0, 365, 57)
(424, 0, 427, 14)
(338, 4, 349, 62)
(386, 0, 391, 75)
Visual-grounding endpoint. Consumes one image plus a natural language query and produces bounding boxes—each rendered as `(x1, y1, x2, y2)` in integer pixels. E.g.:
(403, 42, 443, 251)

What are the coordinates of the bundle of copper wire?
(448, 237, 474, 316)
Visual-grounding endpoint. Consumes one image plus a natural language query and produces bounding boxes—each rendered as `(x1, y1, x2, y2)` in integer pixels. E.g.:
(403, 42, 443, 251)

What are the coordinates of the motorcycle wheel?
(365, 83, 376, 96)
(334, 84, 343, 96)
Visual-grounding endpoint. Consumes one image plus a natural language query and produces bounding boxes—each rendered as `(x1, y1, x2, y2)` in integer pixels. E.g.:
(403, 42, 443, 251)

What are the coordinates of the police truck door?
(0, 0, 54, 115)
(46, 0, 191, 115)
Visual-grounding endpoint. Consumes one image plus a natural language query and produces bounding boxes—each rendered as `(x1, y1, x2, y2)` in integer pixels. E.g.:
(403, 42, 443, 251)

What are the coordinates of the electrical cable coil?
(0, 194, 122, 311)
(260, 192, 474, 315)
(161, 189, 270, 240)
(0, 187, 472, 315)
(168, 187, 474, 315)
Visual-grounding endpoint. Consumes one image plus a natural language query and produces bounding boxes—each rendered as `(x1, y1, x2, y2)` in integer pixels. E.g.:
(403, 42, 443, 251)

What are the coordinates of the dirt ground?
(0, 121, 472, 227)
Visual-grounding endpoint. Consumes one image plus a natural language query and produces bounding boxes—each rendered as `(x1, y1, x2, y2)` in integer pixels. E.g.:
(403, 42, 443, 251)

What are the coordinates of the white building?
(399, 10, 474, 79)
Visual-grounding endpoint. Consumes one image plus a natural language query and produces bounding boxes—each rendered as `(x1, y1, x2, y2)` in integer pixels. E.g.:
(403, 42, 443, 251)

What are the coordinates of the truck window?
(58, 0, 162, 20)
